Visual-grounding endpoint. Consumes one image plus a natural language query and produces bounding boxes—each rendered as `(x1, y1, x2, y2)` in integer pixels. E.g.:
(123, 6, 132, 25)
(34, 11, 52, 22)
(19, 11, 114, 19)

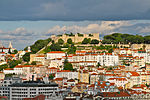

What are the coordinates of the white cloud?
(139, 26, 150, 33)
(0, 27, 38, 49)
(14, 27, 26, 33)
(47, 21, 130, 35)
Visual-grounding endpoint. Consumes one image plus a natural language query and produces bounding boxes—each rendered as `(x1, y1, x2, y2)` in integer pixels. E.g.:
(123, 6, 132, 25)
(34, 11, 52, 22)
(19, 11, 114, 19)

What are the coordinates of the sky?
(0, 0, 150, 49)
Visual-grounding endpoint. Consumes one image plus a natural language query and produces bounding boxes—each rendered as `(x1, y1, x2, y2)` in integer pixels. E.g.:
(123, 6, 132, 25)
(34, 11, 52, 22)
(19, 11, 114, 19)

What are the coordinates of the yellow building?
(131, 44, 150, 50)
(71, 86, 82, 93)
(126, 71, 140, 88)
(30, 54, 45, 64)
(78, 71, 89, 83)
(146, 64, 150, 71)
(0, 72, 5, 80)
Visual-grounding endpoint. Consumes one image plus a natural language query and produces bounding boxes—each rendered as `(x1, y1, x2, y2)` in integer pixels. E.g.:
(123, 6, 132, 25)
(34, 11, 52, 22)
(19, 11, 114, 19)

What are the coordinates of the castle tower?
(9, 41, 13, 48)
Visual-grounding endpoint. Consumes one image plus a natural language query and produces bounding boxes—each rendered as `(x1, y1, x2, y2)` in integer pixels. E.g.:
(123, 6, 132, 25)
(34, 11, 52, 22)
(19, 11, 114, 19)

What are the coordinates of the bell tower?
(9, 41, 13, 48)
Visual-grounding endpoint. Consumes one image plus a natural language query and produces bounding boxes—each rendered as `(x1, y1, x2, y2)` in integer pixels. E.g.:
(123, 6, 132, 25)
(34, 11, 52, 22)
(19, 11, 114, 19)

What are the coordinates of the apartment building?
(47, 51, 65, 59)
(9, 81, 59, 100)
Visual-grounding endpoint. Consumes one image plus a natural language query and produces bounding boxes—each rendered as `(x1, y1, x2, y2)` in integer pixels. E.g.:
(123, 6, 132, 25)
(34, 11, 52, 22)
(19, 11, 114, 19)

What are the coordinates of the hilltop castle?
(51, 33, 100, 43)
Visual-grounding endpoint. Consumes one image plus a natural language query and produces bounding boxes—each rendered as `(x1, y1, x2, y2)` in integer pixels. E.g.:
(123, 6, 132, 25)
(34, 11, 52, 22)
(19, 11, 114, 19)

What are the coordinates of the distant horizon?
(1, 30, 149, 51)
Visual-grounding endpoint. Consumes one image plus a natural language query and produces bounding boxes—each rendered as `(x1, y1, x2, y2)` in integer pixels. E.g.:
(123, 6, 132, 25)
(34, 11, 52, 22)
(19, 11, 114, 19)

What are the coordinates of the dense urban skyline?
(0, 0, 150, 49)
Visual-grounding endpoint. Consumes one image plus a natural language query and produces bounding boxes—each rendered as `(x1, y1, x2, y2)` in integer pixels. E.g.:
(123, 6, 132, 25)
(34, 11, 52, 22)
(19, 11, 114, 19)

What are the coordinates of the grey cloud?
(0, 0, 150, 21)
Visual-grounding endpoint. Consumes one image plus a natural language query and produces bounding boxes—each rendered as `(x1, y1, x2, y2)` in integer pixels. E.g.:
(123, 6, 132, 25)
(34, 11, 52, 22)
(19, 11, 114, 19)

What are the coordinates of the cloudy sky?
(0, 0, 150, 49)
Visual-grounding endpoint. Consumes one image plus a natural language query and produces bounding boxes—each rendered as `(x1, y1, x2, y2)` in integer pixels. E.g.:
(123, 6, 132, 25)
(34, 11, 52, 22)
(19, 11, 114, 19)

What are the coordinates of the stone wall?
(51, 33, 100, 43)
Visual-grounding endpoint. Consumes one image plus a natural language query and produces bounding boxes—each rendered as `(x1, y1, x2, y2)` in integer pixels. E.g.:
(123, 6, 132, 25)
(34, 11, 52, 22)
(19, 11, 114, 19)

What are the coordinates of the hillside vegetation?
(102, 33, 150, 44)
(24, 38, 51, 54)
(24, 33, 150, 54)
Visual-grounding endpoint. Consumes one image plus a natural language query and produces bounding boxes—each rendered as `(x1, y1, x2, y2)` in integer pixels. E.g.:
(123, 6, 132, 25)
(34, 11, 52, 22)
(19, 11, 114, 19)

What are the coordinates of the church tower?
(9, 41, 13, 48)
(0, 41, 3, 48)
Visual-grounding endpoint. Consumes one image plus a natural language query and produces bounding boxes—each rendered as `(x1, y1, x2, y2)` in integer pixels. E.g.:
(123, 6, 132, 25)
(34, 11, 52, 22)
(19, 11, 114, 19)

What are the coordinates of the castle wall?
(51, 33, 100, 43)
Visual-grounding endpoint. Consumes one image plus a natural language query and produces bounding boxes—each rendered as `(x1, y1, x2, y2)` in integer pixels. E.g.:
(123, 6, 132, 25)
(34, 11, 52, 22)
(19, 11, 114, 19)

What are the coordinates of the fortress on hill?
(50, 33, 100, 43)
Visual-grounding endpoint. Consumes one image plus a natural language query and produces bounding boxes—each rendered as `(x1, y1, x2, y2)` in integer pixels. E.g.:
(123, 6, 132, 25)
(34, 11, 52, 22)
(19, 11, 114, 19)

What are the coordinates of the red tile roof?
(67, 79, 75, 82)
(76, 51, 86, 53)
(57, 70, 71, 72)
(36, 55, 45, 57)
(129, 71, 140, 76)
(4, 68, 14, 70)
(14, 65, 23, 68)
(54, 78, 63, 81)
(108, 78, 127, 81)
(91, 73, 97, 75)
(47, 51, 65, 53)
(48, 67, 57, 69)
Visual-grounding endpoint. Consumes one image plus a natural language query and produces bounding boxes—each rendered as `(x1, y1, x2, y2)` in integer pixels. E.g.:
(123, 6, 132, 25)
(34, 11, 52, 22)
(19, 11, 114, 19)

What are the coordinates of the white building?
(49, 58, 63, 68)
(97, 53, 119, 66)
(108, 78, 128, 88)
(0, 77, 22, 98)
(13, 65, 23, 75)
(0, 78, 59, 100)
(3, 68, 14, 74)
(132, 50, 147, 62)
(10, 81, 59, 100)
(55, 70, 78, 80)
(146, 53, 150, 63)
(34, 55, 45, 65)
(46, 51, 65, 59)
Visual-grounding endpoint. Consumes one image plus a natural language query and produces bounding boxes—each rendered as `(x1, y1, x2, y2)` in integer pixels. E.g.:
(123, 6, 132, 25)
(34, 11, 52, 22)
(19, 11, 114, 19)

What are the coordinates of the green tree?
(0, 64, 8, 71)
(89, 34, 93, 36)
(144, 35, 150, 44)
(8, 60, 22, 68)
(49, 74, 54, 80)
(82, 38, 91, 44)
(8, 48, 11, 54)
(44, 46, 51, 53)
(5, 73, 15, 77)
(102, 33, 150, 44)
(63, 43, 70, 48)
(58, 38, 64, 45)
(22, 52, 30, 62)
(67, 38, 72, 44)
(90, 39, 99, 44)
(69, 32, 75, 36)
(97, 62, 101, 67)
(50, 43, 61, 51)
(143, 45, 146, 50)
(64, 63, 73, 71)
(77, 33, 83, 36)
(108, 48, 113, 53)
(64, 58, 68, 64)
(13, 50, 18, 54)
(67, 44, 76, 54)
(31, 61, 37, 65)
(108, 67, 113, 70)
